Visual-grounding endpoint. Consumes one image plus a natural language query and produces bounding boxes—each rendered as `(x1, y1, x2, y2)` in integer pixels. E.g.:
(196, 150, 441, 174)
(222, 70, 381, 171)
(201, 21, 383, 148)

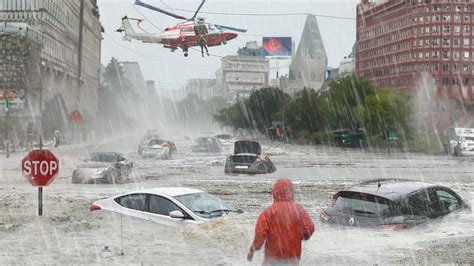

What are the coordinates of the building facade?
(221, 42, 270, 100)
(184, 79, 222, 100)
(356, 0, 474, 100)
(0, 0, 102, 134)
(284, 14, 328, 96)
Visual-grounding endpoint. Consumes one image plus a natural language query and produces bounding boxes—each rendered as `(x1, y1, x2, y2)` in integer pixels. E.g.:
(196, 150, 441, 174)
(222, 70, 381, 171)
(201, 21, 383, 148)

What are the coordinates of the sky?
(98, 0, 358, 91)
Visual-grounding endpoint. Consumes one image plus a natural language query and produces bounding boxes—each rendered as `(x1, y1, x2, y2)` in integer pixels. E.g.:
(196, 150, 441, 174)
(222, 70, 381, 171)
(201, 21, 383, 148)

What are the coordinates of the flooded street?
(0, 134, 472, 264)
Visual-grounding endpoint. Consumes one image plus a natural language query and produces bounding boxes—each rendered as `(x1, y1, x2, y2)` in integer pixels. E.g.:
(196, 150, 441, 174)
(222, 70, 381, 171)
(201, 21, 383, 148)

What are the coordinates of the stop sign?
(22, 150, 59, 186)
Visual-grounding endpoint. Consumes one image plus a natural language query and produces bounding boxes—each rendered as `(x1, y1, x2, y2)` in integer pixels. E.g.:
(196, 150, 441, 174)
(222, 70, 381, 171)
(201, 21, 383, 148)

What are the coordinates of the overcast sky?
(98, 0, 358, 90)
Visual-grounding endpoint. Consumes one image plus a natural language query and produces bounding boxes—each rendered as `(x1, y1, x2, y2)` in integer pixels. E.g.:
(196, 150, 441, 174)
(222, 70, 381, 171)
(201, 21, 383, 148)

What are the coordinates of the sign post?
(21, 148, 59, 216)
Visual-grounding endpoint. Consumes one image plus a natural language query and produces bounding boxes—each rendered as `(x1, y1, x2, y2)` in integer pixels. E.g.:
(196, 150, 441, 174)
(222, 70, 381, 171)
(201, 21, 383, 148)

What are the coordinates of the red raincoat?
(250, 179, 315, 261)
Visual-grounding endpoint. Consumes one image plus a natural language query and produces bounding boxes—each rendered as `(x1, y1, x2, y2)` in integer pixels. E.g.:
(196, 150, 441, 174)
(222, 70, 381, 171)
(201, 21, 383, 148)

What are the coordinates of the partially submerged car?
(224, 140, 276, 174)
(138, 138, 177, 159)
(320, 179, 471, 230)
(191, 137, 223, 153)
(72, 152, 133, 184)
(90, 187, 242, 227)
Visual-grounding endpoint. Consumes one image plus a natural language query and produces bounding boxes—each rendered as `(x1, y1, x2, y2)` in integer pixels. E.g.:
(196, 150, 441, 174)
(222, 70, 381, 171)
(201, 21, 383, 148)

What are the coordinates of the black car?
(320, 179, 471, 230)
(191, 137, 223, 153)
(224, 140, 276, 174)
(72, 152, 133, 184)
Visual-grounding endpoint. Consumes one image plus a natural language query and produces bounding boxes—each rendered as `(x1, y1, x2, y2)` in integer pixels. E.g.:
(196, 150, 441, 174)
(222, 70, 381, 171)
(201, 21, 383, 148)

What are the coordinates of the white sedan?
(90, 187, 242, 227)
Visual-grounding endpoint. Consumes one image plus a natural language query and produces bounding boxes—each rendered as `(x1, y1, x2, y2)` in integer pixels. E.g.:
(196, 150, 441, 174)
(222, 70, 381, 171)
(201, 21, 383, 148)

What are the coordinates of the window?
(464, 26, 470, 33)
(442, 51, 450, 59)
(443, 15, 451, 21)
(442, 77, 449, 85)
(453, 78, 459, 85)
(454, 15, 460, 22)
(454, 25, 461, 33)
(454, 39, 460, 46)
(432, 63, 439, 71)
(148, 195, 181, 216)
(442, 38, 450, 46)
(453, 64, 459, 71)
(442, 64, 449, 71)
(464, 15, 470, 22)
(333, 191, 394, 218)
(463, 38, 470, 46)
(116, 194, 147, 211)
(432, 38, 439, 46)
(405, 190, 434, 217)
(433, 14, 440, 21)
(463, 65, 469, 72)
(443, 25, 450, 33)
(463, 78, 469, 86)
(464, 51, 470, 59)
(432, 25, 440, 33)
(432, 51, 439, 58)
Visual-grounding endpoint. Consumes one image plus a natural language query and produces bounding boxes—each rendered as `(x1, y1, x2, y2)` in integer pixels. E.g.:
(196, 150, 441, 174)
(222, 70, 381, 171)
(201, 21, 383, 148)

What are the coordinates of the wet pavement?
(0, 134, 473, 264)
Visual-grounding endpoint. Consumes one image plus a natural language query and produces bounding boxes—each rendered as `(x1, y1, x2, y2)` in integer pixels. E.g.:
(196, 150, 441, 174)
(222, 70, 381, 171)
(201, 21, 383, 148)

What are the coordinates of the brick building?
(356, 0, 474, 100)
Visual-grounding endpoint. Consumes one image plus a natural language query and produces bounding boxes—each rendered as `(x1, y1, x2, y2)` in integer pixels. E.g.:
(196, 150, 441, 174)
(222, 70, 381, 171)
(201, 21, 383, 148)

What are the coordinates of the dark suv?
(320, 179, 471, 230)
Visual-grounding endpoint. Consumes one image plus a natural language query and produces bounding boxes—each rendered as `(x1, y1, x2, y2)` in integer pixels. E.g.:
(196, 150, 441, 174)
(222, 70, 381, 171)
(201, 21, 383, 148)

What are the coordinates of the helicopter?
(117, 0, 247, 57)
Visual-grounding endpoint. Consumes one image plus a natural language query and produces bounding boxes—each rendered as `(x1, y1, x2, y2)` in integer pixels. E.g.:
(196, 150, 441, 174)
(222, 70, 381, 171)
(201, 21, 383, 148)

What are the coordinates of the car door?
(406, 189, 437, 218)
(114, 193, 148, 220)
(431, 187, 463, 215)
(145, 195, 197, 227)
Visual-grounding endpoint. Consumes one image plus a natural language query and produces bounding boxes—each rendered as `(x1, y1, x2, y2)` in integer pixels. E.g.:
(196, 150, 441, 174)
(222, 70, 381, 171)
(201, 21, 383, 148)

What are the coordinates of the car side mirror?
(169, 210, 185, 219)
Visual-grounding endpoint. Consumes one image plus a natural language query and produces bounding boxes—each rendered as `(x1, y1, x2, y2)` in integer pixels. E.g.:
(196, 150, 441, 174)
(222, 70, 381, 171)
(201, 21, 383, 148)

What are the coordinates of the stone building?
(0, 0, 102, 136)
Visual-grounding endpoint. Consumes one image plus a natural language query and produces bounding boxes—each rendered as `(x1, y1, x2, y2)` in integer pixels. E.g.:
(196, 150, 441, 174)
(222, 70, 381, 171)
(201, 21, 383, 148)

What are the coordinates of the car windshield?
(174, 192, 236, 218)
(333, 191, 394, 217)
(86, 153, 117, 163)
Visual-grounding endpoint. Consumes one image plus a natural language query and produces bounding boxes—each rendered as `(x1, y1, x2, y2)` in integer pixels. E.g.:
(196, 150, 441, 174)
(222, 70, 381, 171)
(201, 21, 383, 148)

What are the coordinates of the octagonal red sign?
(21, 149, 59, 187)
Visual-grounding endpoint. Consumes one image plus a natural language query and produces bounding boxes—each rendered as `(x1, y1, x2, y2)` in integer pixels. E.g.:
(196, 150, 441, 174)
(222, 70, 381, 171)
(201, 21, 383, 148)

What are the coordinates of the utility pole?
(75, 0, 85, 142)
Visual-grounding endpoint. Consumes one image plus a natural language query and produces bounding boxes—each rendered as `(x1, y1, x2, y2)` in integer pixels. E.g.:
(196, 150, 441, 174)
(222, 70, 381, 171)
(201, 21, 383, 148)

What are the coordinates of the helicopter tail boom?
(119, 16, 162, 44)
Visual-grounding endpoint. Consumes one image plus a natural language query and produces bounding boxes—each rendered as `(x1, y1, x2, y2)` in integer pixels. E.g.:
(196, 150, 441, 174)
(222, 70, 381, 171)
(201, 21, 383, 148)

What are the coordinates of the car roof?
(124, 187, 204, 197)
(344, 179, 436, 202)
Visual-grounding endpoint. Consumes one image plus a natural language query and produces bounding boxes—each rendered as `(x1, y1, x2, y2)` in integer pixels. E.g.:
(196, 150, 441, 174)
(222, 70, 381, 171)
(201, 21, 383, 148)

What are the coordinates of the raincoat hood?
(272, 179, 294, 202)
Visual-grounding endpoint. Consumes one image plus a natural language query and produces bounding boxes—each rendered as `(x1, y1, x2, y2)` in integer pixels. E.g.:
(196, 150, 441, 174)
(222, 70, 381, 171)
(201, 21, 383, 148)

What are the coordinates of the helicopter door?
(194, 25, 208, 36)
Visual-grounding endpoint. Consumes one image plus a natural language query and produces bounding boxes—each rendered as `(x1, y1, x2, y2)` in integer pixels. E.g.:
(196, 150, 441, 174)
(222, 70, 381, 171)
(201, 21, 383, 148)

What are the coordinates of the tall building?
(356, 0, 474, 100)
(221, 41, 270, 100)
(285, 14, 328, 95)
(0, 0, 102, 133)
(185, 79, 221, 100)
(121, 62, 147, 100)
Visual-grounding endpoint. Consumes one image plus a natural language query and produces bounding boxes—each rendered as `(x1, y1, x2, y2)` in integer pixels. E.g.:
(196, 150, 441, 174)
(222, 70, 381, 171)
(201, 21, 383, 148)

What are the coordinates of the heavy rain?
(0, 0, 473, 265)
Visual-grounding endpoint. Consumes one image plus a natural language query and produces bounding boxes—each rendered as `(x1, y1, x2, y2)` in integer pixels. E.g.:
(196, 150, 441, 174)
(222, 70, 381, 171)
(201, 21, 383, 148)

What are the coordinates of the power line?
(172, 8, 356, 21)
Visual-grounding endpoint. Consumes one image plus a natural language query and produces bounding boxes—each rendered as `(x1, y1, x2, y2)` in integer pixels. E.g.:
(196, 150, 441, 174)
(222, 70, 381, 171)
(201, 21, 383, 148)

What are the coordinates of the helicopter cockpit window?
(182, 26, 193, 33)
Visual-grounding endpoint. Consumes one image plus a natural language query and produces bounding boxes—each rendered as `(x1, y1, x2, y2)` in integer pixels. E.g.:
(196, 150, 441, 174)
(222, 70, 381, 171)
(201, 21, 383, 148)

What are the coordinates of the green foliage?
(285, 88, 328, 133)
(356, 89, 412, 140)
(327, 75, 376, 129)
(311, 132, 332, 144)
(214, 87, 290, 130)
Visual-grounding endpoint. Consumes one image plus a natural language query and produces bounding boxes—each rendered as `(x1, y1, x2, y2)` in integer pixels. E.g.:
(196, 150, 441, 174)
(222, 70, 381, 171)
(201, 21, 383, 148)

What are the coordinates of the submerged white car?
(90, 187, 242, 227)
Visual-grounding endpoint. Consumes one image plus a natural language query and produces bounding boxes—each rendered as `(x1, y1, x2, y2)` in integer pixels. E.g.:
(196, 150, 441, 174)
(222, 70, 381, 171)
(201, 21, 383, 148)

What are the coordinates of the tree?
(214, 87, 290, 130)
(285, 88, 327, 133)
(356, 89, 413, 139)
(327, 76, 376, 130)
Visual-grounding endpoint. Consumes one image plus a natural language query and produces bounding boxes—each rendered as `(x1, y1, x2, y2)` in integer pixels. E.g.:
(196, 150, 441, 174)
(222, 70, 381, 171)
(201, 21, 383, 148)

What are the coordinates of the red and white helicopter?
(118, 0, 247, 57)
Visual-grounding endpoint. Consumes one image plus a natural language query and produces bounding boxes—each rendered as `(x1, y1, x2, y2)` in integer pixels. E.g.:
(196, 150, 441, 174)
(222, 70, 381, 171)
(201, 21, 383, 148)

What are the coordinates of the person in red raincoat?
(247, 179, 315, 264)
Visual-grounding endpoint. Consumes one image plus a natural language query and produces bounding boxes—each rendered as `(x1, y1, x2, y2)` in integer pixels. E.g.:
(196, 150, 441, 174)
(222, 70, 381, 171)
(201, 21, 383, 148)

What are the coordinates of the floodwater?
(0, 133, 473, 264)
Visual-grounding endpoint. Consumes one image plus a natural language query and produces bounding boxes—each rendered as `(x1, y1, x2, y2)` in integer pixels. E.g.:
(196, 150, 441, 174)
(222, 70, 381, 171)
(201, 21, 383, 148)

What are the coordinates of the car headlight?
(97, 167, 111, 174)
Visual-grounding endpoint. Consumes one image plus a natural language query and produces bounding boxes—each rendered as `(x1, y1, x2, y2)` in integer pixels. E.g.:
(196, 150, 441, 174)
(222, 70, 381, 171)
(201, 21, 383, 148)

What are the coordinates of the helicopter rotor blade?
(215, 24, 248, 33)
(135, 0, 187, 20)
(191, 0, 206, 21)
